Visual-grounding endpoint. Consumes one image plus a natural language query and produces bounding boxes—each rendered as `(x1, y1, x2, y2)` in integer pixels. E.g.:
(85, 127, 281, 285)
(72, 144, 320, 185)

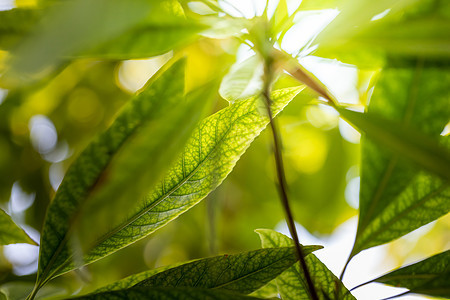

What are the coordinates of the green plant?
(0, 0, 448, 299)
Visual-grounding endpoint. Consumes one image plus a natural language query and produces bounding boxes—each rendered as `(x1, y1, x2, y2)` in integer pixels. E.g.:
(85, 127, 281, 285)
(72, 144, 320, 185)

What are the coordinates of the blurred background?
(0, 0, 448, 299)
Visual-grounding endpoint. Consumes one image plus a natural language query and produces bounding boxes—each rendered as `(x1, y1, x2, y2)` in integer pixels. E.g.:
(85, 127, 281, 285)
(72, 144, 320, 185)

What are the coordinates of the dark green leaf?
(73, 287, 266, 300)
(0, 208, 36, 245)
(36, 59, 204, 289)
(37, 86, 304, 286)
(135, 247, 321, 294)
(340, 63, 450, 257)
(374, 250, 450, 298)
(94, 263, 184, 292)
(256, 229, 355, 300)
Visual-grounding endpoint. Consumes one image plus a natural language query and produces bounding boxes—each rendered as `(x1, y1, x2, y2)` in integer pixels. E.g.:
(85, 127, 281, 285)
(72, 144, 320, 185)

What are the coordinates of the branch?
(262, 57, 319, 300)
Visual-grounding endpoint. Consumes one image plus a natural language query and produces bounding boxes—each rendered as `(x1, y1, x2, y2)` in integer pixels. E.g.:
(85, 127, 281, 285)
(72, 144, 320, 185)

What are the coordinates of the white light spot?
(0, 0, 14, 11)
(339, 118, 361, 144)
(345, 176, 360, 209)
(43, 141, 71, 163)
(49, 163, 66, 191)
(117, 52, 172, 93)
(0, 88, 7, 105)
(371, 9, 391, 21)
(29, 115, 58, 155)
(3, 226, 39, 276)
(9, 182, 35, 214)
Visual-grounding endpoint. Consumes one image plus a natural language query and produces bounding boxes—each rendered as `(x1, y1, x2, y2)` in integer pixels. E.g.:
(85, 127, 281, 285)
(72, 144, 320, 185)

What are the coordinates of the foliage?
(0, 0, 448, 299)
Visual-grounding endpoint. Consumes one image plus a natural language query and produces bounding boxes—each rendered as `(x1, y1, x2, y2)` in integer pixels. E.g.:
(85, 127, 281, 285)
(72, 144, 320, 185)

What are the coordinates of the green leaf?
(256, 229, 355, 300)
(94, 263, 185, 292)
(314, 0, 419, 49)
(374, 250, 450, 298)
(340, 63, 450, 257)
(0, 208, 35, 245)
(313, 0, 450, 64)
(219, 55, 264, 104)
(36, 59, 205, 290)
(1, 0, 202, 85)
(72, 287, 266, 300)
(0, 8, 41, 50)
(37, 86, 304, 286)
(134, 247, 320, 294)
(337, 108, 450, 181)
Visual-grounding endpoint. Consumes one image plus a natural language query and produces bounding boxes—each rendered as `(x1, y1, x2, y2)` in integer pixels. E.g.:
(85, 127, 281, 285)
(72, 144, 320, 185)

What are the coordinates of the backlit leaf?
(1, 0, 203, 85)
(0, 208, 36, 245)
(36, 59, 203, 291)
(73, 287, 266, 300)
(37, 86, 304, 287)
(134, 247, 321, 294)
(256, 229, 355, 300)
(374, 250, 450, 298)
(219, 55, 264, 104)
(340, 62, 450, 257)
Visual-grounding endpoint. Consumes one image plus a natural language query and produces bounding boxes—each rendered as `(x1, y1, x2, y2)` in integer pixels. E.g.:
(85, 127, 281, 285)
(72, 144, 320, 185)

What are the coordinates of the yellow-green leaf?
(36, 86, 304, 291)
(0, 208, 36, 245)
(36, 58, 204, 292)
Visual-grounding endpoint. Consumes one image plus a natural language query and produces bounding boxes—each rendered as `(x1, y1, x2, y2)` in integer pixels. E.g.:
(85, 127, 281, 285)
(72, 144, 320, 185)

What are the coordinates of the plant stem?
(262, 59, 319, 300)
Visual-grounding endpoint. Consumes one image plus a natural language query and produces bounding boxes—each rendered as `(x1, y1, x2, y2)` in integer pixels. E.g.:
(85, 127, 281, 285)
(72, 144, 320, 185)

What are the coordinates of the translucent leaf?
(219, 55, 264, 104)
(313, 0, 450, 64)
(340, 63, 450, 257)
(1, 0, 203, 85)
(36, 59, 205, 291)
(374, 250, 450, 298)
(0, 208, 35, 245)
(134, 247, 321, 294)
(36, 86, 304, 288)
(72, 287, 266, 300)
(256, 229, 355, 300)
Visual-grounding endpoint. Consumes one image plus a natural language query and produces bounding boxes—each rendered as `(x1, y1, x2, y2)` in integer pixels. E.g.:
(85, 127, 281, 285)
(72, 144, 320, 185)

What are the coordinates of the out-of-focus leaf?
(201, 16, 248, 39)
(36, 59, 204, 292)
(36, 86, 303, 287)
(270, 0, 288, 34)
(256, 229, 355, 300)
(313, 0, 450, 65)
(81, 22, 204, 60)
(73, 287, 266, 300)
(373, 250, 450, 298)
(314, 0, 419, 49)
(134, 247, 321, 294)
(340, 63, 450, 257)
(0, 8, 41, 50)
(337, 108, 450, 180)
(0, 208, 35, 245)
(1, 0, 201, 85)
(219, 55, 264, 103)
